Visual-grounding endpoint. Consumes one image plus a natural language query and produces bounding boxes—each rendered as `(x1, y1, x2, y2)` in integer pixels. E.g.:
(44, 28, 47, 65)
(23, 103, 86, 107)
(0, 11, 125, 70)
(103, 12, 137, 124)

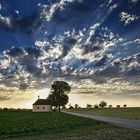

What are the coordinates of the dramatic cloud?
(0, 0, 139, 100)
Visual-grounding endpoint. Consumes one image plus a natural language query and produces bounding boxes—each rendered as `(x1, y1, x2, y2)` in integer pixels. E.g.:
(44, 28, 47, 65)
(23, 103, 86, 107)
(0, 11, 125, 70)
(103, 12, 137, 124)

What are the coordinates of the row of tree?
(86, 102, 127, 108)
(68, 101, 127, 109)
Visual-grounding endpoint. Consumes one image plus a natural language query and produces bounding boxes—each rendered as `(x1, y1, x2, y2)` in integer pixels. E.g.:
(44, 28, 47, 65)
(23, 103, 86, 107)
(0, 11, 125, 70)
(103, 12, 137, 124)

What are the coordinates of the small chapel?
(32, 96, 52, 112)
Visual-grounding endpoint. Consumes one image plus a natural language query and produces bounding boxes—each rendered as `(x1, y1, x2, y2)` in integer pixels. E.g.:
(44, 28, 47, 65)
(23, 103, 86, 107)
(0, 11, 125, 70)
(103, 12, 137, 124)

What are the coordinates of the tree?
(48, 81, 71, 112)
(94, 104, 99, 108)
(69, 104, 74, 109)
(109, 105, 113, 108)
(86, 104, 92, 108)
(99, 101, 107, 108)
(116, 105, 120, 108)
(74, 104, 79, 109)
(3, 108, 8, 111)
(123, 104, 127, 108)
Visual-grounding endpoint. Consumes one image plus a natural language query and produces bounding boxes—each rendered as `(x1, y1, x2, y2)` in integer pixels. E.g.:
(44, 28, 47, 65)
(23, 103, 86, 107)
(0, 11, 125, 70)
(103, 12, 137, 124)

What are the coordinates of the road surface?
(62, 111, 140, 129)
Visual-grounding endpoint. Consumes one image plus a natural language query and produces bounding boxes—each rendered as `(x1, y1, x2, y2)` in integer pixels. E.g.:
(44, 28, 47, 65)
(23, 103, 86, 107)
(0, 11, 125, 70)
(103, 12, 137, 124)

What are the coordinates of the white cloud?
(119, 12, 139, 25)
(40, 3, 58, 21)
(40, 0, 76, 21)
(122, 38, 140, 46)
(109, 3, 118, 12)
(108, 0, 113, 4)
(0, 15, 12, 28)
(130, 0, 139, 3)
(14, 10, 19, 15)
(35, 40, 48, 47)
(86, 23, 100, 44)
(128, 61, 140, 68)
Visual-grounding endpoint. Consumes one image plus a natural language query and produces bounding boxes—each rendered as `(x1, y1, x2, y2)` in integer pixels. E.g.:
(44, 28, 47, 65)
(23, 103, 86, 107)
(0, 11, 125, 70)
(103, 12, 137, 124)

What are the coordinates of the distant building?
(32, 98, 52, 112)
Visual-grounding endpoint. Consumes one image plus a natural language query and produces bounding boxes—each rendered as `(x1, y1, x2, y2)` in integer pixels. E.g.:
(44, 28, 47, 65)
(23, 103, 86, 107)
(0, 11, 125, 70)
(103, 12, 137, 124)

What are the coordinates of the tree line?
(0, 108, 32, 112)
(67, 101, 127, 109)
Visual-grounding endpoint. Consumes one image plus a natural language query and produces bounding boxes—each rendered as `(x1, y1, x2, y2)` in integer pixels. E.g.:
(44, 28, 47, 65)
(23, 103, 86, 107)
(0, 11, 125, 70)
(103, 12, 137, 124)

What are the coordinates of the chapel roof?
(33, 99, 51, 105)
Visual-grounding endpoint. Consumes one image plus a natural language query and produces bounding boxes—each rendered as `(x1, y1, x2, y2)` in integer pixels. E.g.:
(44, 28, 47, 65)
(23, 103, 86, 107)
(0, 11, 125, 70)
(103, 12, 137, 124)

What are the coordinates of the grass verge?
(66, 107, 140, 120)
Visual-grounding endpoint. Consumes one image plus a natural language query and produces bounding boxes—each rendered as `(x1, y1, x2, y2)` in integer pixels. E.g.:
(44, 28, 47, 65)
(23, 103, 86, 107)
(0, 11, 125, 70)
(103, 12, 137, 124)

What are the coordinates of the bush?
(3, 108, 8, 111)
(86, 104, 92, 108)
(69, 105, 74, 109)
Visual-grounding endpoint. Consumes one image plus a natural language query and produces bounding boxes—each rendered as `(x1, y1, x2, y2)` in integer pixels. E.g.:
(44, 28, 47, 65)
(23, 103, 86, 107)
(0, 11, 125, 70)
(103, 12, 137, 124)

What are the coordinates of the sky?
(0, 0, 140, 108)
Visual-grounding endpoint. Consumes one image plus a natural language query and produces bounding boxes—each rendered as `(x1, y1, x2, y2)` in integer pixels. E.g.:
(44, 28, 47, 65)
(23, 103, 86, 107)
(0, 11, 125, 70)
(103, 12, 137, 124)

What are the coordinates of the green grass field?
(66, 107, 140, 120)
(0, 111, 140, 140)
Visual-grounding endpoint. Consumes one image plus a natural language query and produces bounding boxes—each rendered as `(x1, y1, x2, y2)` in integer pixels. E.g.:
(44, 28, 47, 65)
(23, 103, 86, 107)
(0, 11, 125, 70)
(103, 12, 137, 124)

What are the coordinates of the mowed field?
(0, 111, 140, 140)
(66, 107, 140, 120)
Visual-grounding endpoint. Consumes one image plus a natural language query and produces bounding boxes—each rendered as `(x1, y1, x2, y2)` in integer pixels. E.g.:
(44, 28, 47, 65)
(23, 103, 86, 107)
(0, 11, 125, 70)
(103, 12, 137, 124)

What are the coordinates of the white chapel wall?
(33, 105, 52, 112)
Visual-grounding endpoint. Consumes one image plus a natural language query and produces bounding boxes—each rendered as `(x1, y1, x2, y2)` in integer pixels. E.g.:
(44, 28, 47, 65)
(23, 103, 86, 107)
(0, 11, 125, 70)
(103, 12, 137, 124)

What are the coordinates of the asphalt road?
(63, 111, 140, 129)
